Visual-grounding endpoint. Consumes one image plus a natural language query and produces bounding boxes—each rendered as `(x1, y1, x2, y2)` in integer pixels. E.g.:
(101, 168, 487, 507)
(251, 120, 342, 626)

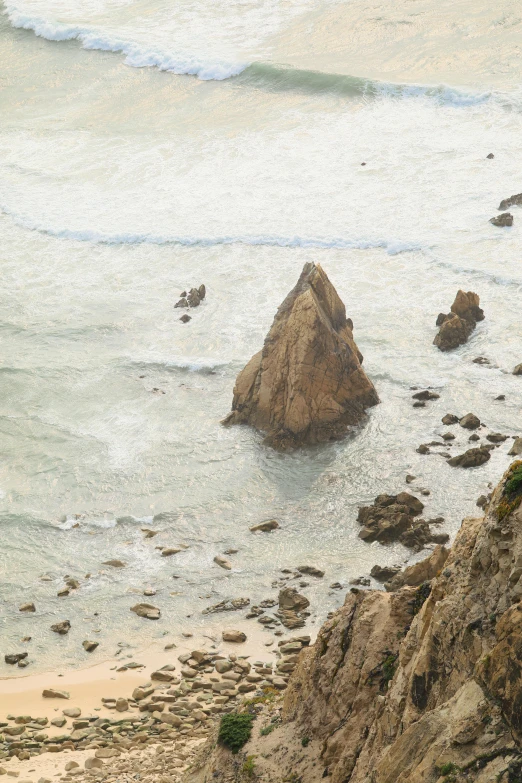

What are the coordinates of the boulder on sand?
(434, 290, 484, 352)
(222, 262, 379, 449)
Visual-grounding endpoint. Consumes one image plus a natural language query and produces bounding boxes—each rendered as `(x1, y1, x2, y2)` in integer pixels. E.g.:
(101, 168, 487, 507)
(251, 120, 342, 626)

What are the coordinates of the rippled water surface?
(1, 0, 522, 672)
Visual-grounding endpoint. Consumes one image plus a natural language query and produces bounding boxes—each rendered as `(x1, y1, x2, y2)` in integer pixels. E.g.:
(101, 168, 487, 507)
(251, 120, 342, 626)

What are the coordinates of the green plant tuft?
(260, 724, 275, 736)
(218, 713, 254, 754)
(242, 755, 256, 778)
(438, 762, 460, 776)
(301, 736, 310, 747)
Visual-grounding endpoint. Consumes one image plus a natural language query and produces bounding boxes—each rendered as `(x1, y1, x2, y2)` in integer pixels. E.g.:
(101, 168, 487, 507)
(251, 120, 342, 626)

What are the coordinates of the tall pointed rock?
(223, 262, 379, 449)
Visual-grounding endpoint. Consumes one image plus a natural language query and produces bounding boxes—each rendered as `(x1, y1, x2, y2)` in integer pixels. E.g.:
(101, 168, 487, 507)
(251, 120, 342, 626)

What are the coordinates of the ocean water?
(1, 0, 522, 673)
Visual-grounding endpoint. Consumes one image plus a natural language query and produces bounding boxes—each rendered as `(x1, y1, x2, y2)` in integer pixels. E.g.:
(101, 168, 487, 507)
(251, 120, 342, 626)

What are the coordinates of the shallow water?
(1, 0, 522, 673)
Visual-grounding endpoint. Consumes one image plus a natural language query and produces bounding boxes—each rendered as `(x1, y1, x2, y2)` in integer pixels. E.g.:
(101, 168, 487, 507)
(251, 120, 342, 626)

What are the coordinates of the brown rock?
(499, 192, 522, 210)
(250, 519, 279, 532)
(509, 437, 522, 456)
(222, 262, 379, 449)
(447, 446, 492, 468)
(51, 620, 71, 635)
(19, 603, 35, 613)
(130, 603, 161, 620)
(222, 630, 247, 643)
(434, 290, 484, 352)
(459, 413, 481, 430)
(180, 314, 191, 323)
(82, 640, 99, 652)
(513, 364, 522, 376)
(279, 588, 310, 612)
(385, 545, 449, 591)
(490, 212, 513, 227)
(442, 414, 459, 425)
(370, 565, 401, 583)
(214, 555, 232, 570)
(5, 652, 28, 665)
(297, 565, 325, 578)
(42, 688, 70, 699)
(102, 560, 126, 568)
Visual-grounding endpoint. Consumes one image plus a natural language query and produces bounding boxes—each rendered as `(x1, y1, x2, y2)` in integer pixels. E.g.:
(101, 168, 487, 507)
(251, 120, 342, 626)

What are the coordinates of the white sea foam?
(0, 203, 421, 255)
(4, 3, 248, 80)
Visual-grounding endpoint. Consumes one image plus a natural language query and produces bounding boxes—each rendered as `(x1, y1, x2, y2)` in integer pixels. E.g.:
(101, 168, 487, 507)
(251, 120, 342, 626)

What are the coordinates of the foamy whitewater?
(1, 0, 522, 673)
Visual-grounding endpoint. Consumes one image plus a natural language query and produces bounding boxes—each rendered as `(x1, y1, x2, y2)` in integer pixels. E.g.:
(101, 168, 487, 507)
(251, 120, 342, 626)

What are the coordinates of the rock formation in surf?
(187, 463, 522, 783)
(434, 289, 484, 352)
(222, 262, 379, 449)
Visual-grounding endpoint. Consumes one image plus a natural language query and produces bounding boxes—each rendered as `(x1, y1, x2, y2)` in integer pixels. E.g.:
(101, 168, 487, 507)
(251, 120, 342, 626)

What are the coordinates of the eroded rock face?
(434, 290, 484, 352)
(223, 262, 379, 449)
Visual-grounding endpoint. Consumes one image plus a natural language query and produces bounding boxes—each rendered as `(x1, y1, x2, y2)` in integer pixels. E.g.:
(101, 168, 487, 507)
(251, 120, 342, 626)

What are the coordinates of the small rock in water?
(442, 414, 459, 425)
(297, 565, 324, 578)
(130, 603, 161, 620)
(442, 432, 455, 441)
(486, 433, 507, 443)
(476, 495, 489, 509)
(486, 153, 494, 159)
(513, 364, 522, 376)
(405, 474, 416, 483)
(82, 640, 99, 652)
(57, 587, 70, 597)
(51, 620, 71, 635)
(19, 603, 35, 613)
(412, 390, 440, 401)
(180, 314, 191, 323)
(250, 519, 279, 533)
(509, 437, 522, 456)
(5, 652, 28, 665)
(143, 587, 156, 596)
(473, 356, 490, 365)
(214, 555, 232, 571)
(490, 212, 513, 227)
(222, 630, 247, 643)
(141, 528, 159, 538)
(495, 395, 506, 401)
(174, 297, 189, 308)
(499, 193, 522, 210)
(469, 433, 480, 442)
(102, 560, 126, 568)
(447, 446, 493, 468)
(160, 547, 181, 557)
(459, 413, 481, 430)
(370, 565, 401, 582)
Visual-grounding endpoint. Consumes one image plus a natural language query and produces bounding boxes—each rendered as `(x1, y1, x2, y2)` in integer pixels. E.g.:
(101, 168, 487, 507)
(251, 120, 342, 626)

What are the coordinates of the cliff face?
(223, 263, 379, 449)
(187, 464, 522, 783)
(285, 462, 522, 783)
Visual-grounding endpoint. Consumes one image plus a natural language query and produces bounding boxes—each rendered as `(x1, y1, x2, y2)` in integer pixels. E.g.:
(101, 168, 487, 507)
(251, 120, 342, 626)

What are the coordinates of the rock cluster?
(357, 492, 448, 551)
(499, 192, 522, 210)
(223, 262, 379, 449)
(0, 639, 308, 778)
(174, 285, 206, 309)
(434, 290, 484, 352)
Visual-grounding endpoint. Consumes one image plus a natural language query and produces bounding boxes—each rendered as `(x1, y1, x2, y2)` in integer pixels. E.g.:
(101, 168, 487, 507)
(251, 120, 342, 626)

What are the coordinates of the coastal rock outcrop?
(357, 492, 447, 551)
(434, 290, 484, 352)
(222, 262, 379, 449)
(499, 192, 522, 210)
(189, 463, 522, 783)
(490, 212, 513, 227)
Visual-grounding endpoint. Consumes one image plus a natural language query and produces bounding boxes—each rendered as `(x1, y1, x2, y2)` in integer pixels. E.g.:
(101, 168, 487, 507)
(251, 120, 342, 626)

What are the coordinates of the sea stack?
(434, 289, 484, 352)
(223, 262, 379, 449)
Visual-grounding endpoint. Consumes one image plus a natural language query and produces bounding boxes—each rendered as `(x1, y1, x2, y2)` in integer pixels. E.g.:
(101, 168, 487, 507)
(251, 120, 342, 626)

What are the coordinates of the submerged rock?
(250, 519, 279, 532)
(357, 493, 445, 551)
(434, 290, 484, 352)
(223, 262, 379, 449)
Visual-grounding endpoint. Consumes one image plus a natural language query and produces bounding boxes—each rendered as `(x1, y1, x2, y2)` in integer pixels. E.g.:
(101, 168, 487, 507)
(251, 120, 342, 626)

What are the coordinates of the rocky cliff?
(223, 262, 379, 449)
(187, 462, 522, 783)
